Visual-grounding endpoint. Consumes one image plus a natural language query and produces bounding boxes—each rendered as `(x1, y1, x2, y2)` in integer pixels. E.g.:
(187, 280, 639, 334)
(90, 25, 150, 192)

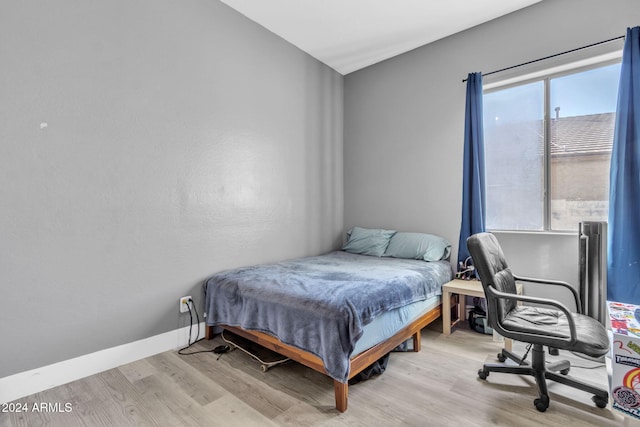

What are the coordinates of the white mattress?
(352, 294, 441, 355)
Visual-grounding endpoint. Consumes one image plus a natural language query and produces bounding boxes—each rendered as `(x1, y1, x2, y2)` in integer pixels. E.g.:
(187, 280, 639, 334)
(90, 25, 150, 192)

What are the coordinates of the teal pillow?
(342, 227, 396, 257)
(384, 232, 451, 261)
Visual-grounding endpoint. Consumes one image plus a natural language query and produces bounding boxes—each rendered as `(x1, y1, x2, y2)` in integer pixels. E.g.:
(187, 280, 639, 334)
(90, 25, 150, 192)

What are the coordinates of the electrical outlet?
(179, 296, 191, 313)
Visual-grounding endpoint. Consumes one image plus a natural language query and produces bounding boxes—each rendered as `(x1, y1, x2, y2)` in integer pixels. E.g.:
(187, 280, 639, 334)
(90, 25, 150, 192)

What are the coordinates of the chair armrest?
(512, 275, 582, 314)
(485, 286, 578, 346)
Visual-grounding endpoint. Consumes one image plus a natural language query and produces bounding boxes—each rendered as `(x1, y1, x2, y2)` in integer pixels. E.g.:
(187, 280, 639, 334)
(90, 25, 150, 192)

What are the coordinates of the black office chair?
(466, 232, 609, 412)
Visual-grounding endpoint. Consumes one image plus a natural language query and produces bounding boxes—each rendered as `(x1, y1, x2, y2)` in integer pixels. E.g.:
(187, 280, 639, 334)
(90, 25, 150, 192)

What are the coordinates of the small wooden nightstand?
(442, 279, 485, 335)
(442, 278, 522, 351)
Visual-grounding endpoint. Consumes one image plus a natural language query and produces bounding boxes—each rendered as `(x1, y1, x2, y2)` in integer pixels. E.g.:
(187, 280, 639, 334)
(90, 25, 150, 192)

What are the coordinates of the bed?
(203, 228, 454, 411)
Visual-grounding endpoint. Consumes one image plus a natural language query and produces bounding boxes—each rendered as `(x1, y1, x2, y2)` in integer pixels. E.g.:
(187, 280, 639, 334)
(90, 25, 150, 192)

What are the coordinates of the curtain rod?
(462, 34, 625, 82)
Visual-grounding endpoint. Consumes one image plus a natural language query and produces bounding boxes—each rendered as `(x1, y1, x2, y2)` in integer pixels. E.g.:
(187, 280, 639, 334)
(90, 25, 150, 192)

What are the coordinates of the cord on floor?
(178, 299, 214, 356)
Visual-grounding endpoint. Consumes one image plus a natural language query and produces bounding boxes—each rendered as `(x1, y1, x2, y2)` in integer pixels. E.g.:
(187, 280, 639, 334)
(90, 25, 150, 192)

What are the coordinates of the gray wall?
(344, 0, 640, 305)
(0, 0, 343, 378)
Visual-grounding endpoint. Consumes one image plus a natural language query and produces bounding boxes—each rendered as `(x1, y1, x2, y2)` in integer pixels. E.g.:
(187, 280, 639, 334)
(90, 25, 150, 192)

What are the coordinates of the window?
(483, 62, 621, 232)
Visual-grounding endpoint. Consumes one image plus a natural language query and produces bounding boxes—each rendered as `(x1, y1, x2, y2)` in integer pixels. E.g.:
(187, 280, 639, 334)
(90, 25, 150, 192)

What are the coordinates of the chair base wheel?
(478, 369, 488, 380)
(534, 396, 549, 412)
(560, 368, 570, 375)
(593, 395, 608, 408)
(497, 353, 506, 362)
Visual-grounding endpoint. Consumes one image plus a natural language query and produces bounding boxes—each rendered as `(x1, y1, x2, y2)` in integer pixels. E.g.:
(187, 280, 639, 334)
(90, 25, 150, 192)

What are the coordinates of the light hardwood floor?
(2, 320, 638, 426)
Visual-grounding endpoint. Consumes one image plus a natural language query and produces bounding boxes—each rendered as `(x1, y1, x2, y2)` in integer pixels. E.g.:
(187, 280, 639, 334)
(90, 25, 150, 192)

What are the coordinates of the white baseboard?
(0, 322, 207, 404)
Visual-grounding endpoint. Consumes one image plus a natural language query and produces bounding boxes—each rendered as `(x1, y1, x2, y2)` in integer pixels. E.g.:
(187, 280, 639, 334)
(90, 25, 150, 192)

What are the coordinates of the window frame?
(483, 57, 621, 233)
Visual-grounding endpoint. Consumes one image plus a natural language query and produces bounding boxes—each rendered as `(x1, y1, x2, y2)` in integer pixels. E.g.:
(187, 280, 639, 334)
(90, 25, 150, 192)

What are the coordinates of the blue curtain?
(457, 72, 486, 272)
(608, 26, 640, 304)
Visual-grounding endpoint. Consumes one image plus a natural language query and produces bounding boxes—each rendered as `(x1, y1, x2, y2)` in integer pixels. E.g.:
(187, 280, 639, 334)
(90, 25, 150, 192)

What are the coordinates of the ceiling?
(220, 0, 543, 75)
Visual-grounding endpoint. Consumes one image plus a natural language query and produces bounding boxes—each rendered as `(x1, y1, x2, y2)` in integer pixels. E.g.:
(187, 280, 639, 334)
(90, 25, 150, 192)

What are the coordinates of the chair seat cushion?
(502, 306, 609, 357)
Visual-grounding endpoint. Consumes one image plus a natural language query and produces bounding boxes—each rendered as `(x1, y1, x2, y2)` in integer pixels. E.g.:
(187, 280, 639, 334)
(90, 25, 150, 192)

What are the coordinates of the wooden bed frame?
(204, 303, 441, 412)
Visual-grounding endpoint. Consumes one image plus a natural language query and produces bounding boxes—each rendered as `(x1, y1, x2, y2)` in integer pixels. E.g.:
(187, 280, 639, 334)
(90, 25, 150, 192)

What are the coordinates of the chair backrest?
(467, 233, 519, 328)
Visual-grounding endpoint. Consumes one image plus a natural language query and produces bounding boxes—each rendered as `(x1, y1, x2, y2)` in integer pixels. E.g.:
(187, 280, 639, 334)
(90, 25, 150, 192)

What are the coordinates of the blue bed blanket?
(204, 250, 453, 383)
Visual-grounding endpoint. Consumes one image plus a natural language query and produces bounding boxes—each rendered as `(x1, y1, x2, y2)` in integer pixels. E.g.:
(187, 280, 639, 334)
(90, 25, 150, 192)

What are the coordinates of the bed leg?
(412, 331, 421, 352)
(334, 380, 348, 412)
(205, 325, 215, 340)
